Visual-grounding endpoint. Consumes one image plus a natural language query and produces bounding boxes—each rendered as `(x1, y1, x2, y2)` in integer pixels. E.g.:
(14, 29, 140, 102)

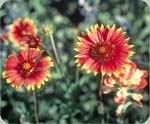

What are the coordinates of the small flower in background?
(71, 27, 78, 35)
(3, 49, 54, 90)
(42, 24, 53, 35)
(27, 35, 41, 48)
(75, 24, 134, 75)
(103, 62, 148, 115)
(0, 33, 8, 42)
(21, 35, 42, 49)
(9, 18, 37, 46)
(112, 62, 147, 90)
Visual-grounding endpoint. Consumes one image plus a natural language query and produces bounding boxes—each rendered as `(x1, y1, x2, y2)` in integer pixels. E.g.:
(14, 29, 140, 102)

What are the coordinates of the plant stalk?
(42, 42, 61, 78)
(49, 34, 60, 64)
(99, 72, 105, 124)
(33, 90, 39, 124)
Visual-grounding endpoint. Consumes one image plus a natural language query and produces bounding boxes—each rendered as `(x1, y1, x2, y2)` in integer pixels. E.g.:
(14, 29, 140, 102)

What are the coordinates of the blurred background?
(0, 0, 149, 124)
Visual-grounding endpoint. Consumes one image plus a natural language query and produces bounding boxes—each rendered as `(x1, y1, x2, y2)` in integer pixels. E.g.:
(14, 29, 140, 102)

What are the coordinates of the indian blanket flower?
(75, 24, 134, 75)
(9, 18, 37, 46)
(3, 49, 54, 90)
(22, 35, 41, 48)
(103, 62, 147, 115)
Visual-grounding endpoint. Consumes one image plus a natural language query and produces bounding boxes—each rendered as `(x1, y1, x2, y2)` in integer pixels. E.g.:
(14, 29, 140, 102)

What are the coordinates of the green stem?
(99, 72, 105, 124)
(41, 43, 53, 57)
(42, 42, 61, 78)
(49, 34, 60, 64)
(33, 90, 39, 124)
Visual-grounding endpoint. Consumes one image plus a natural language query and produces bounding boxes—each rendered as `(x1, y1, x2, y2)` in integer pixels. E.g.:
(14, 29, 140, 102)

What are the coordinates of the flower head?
(112, 62, 147, 89)
(3, 49, 54, 90)
(103, 62, 147, 115)
(42, 24, 53, 35)
(9, 18, 37, 46)
(22, 35, 41, 48)
(75, 24, 134, 75)
(71, 27, 78, 35)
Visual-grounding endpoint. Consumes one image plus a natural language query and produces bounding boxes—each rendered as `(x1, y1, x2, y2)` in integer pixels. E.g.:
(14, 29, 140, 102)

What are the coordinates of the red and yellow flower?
(22, 35, 41, 48)
(75, 24, 134, 75)
(112, 62, 147, 90)
(9, 18, 37, 46)
(103, 62, 147, 103)
(3, 49, 54, 90)
(103, 62, 147, 115)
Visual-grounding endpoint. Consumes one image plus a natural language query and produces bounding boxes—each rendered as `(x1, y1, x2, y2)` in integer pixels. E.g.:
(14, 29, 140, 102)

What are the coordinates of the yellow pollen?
(99, 47, 106, 53)
(23, 62, 31, 70)
(91, 42, 116, 63)
(30, 41, 35, 46)
(22, 30, 27, 35)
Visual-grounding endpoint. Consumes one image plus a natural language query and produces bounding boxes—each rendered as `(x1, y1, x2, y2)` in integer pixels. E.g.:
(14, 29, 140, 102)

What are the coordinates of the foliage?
(0, 0, 149, 124)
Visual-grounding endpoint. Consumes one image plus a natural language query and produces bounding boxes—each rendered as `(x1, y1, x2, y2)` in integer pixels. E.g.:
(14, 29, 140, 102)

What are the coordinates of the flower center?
(18, 61, 36, 77)
(30, 40, 36, 46)
(90, 41, 116, 63)
(99, 47, 106, 53)
(22, 30, 27, 35)
(22, 62, 31, 70)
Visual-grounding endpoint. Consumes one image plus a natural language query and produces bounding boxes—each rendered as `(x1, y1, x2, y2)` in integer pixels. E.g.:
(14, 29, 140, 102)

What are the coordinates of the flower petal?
(18, 49, 29, 61)
(37, 57, 53, 69)
(28, 49, 43, 61)
(5, 55, 19, 69)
